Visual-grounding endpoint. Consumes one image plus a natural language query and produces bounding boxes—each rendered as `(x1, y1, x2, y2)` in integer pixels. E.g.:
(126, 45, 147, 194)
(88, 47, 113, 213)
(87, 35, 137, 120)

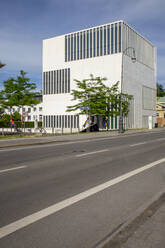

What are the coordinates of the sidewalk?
(123, 195, 165, 248)
(0, 128, 163, 148)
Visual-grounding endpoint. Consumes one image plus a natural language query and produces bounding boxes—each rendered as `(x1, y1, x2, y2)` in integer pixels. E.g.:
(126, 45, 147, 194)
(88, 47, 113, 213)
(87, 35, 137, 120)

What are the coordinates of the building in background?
(43, 20, 156, 133)
(5, 95, 43, 122)
(156, 97, 165, 127)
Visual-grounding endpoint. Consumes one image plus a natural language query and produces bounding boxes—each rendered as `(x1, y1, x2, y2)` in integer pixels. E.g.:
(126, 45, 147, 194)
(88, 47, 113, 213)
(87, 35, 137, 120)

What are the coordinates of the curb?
(94, 189, 165, 248)
(0, 128, 163, 149)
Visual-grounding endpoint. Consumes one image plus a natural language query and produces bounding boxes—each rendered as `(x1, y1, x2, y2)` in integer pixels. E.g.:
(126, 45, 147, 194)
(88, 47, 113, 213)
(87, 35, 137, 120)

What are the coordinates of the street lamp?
(119, 47, 136, 133)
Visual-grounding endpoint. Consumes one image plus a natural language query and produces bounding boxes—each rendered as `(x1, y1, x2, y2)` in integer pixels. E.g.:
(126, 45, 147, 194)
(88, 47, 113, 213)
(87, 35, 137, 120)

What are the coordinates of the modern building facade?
(43, 20, 156, 132)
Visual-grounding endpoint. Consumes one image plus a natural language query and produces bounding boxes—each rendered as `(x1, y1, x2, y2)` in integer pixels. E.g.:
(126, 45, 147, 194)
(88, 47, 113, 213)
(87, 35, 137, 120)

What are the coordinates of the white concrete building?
(42, 20, 156, 132)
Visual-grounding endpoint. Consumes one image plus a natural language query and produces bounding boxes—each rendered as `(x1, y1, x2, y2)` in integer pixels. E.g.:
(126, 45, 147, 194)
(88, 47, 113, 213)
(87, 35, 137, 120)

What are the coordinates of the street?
(0, 130, 165, 248)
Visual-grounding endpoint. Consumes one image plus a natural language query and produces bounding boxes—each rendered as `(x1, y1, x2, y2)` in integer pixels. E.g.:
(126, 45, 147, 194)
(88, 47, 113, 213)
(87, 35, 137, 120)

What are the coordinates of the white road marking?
(130, 142, 146, 147)
(0, 165, 27, 174)
(76, 149, 109, 157)
(0, 157, 165, 239)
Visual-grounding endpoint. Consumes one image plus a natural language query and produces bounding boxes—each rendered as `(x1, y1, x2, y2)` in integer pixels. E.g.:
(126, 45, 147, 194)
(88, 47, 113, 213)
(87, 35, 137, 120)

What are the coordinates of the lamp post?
(119, 47, 136, 133)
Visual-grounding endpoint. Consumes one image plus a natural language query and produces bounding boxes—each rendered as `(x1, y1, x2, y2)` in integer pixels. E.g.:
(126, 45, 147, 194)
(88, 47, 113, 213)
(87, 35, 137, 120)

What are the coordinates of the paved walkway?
(123, 200, 165, 248)
(0, 128, 163, 148)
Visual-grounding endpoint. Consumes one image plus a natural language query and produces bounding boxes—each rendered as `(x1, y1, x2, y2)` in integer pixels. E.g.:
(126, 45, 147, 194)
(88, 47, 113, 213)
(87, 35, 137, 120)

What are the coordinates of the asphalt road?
(0, 130, 165, 248)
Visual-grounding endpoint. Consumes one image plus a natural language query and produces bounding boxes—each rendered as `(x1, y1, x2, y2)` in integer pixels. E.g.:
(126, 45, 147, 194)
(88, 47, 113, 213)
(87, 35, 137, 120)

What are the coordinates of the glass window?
(59, 70, 61, 93)
(111, 24, 114, 54)
(62, 69, 64, 93)
(57, 115, 59, 128)
(104, 26, 106, 55)
(90, 29, 92, 58)
(65, 115, 67, 128)
(68, 115, 70, 128)
(65, 69, 67, 93)
(68, 68, 70, 93)
(74, 115, 76, 128)
(51, 116, 53, 127)
(23, 107, 26, 112)
(83, 31, 86, 59)
(49, 71, 51, 94)
(56, 70, 59, 94)
(93, 28, 96, 57)
(54, 116, 56, 128)
(71, 34, 73, 61)
(68, 35, 70, 61)
(100, 27, 103, 56)
(28, 108, 31, 113)
(39, 107, 42, 111)
(107, 25, 110, 54)
(62, 115, 64, 128)
(77, 33, 79, 60)
(74, 33, 76, 60)
(65, 36, 67, 62)
(51, 71, 53, 94)
(87, 30, 89, 58)
(33, 107, 36, 111)
(77, 115, 79, 129)
(54, 71, 56, 94)
(71, 115, 73, 128)
(119, 22, 121, 52)
(46, 72, 48, 94)
(97, 27, 99, 56)
(80, 32, 83, 59)
(115, 23, 117, 53)
(28, 116, 31, 121)
(59, 115, 61, 128)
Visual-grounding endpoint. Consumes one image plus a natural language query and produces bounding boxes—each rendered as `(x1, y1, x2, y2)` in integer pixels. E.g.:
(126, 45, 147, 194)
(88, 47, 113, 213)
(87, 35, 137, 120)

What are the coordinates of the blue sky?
(0, 0, 165, 90)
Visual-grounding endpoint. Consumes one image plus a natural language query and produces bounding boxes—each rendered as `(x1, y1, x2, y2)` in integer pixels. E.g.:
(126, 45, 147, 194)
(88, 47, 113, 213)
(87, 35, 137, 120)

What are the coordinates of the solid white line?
(130, 142, 146, 147)
(76, 149, 109, 157)
(0, 157, 165, 239)
(0, 165, 27, 174)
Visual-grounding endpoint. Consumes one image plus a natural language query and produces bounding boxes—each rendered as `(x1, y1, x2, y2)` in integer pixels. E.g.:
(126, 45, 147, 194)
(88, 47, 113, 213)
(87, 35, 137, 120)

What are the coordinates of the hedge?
(0, 121, 42, 128)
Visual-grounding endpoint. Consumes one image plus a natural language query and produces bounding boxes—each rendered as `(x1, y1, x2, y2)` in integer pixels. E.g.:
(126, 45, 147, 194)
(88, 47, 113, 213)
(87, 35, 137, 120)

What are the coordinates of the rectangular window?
(65, 115, 67, 128)
(53, 116, 56, 128)
(54, 71, 56, 94)
(59, 115, 61, 128)
(49, 71, 51, 94)
(74, 33, 76, 60)
(48, 116, 51, 128)
(51, 116, 53, 127)
(97, 28, 99, 56)
(100, 27, 103, 56)
(68, 68, 70, 93)
(62, 115, 64, 128)
(119, 22, 121, 52)
(68, 115, 70, 128)
(51, 71, 53, 94)
(71, 34, 73, 61)
(71, 115, 73, 128)
(93, 28, 96, 57)
(87, 30, 89, 58)
(65, 36, 67, 62)
(104, 26, 106, 55)
(28, 108, 31, 113)
(56, 70, 59, 94)
(62, 69, 64, 93)
(111, 24, 114, 54)
(90, 29, 92, 57)
(43, 72, 45, 95)
(59, 70, 61, 93)
(80, 32, 83, 59)
(107, 25, 110, 54)
(77, 33, 79, 60)
(65, 69, 68, 93)
(68, 35, 70, 61)
(115, 23, 117, 53)
(57, 115, 58, 128)
(74, 115, 76, 128)
(46, 116, 48, 128)
(83, 31, 86, 59)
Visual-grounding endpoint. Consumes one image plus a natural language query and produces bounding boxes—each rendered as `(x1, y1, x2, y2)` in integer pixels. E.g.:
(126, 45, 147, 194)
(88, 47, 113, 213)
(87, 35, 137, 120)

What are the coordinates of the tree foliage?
(157, 83, 165, 97)
(0, 70, 39, 114)
(67, 75, 132, 117)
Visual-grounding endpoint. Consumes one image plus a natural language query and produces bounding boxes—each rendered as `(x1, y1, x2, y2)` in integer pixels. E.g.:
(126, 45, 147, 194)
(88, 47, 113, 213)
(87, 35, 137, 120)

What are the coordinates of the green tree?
(157, 83, 165, 97)
(0, 70, 39, 116)
(67, 75, 132, 125)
